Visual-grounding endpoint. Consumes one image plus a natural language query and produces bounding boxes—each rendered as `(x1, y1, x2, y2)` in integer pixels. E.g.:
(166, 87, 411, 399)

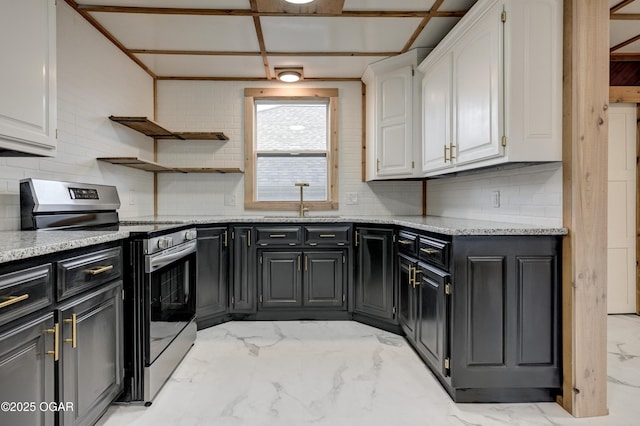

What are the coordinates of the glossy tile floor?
(98, 315, 640, 426)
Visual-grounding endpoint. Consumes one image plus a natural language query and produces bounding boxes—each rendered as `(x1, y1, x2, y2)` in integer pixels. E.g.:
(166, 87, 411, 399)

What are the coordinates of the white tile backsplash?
(156, 80, 423, 216)
(0, 3, 155, 230)
(426, 162, 563, 226)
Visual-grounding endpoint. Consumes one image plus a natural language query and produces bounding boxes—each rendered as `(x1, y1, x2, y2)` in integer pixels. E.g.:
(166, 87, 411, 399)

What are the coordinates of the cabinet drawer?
(255, 227, 302, 246)
(304, 226, 350, 246)
(397, 231, 418, 256)
(418, 237, 450, 270)
(0, 264, 52, 325)
(57, 247, 122, 301)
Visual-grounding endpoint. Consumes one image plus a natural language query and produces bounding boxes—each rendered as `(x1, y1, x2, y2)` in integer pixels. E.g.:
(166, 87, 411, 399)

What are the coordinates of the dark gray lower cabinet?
(197, 227, 228, 326)
(58, 281, 124, 426)
(259, 250, 345, 310)
(231, 227, 255, 313)
(398, 254, 418, 339)
(0, 313, 55, 426)
(446, 236, 561, 402)
(355, 227, 395, 321)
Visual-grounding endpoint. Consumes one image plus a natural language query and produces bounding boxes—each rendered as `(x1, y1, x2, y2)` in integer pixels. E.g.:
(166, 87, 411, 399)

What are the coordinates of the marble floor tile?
(97, 316, 640, 426)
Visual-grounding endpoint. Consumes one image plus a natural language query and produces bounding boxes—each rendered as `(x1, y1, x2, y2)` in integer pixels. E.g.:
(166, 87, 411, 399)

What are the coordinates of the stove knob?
(157, 237, 173, 250)
(184, 230, 197, 241)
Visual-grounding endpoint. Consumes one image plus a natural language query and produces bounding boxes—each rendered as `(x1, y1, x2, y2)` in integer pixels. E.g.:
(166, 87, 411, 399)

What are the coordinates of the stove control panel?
(157, 237, 173, 250)
(142, 228, 197, 255)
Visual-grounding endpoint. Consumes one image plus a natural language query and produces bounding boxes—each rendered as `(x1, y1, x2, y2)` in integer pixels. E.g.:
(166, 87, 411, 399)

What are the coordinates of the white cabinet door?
(0, 0, 56, 156)
(452, 2, 502, 165)
(376, 65, 413, 177)
(422, 54, 453, 173)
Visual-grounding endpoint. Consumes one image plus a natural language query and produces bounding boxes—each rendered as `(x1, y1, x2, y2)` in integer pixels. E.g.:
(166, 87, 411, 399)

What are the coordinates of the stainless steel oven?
(128, 227, 198, 404)
(19, 178, 198, 405)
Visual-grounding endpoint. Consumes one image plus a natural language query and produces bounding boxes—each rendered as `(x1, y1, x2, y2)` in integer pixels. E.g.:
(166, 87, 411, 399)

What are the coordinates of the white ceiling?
(69, 0, 477, 79)
(69, 0, 640, 80)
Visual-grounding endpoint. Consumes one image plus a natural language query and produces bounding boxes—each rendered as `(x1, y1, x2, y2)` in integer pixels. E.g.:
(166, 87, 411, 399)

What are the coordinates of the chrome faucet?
(295, 183, 309, 217)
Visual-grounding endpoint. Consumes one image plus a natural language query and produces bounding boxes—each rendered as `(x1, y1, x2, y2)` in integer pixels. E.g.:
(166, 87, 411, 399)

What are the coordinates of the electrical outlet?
(346, 192, 358, 205)
(491, 190, 500, 208)
(224, 194, 237, 206)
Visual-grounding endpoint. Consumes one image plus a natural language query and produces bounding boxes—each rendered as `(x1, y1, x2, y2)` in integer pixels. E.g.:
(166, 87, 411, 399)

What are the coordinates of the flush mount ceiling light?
(284, 0, 315, 4)
(275, 67, 304, 83)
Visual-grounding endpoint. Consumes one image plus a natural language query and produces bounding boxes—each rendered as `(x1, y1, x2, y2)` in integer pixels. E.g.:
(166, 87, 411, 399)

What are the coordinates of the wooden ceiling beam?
(76, 5, 465, 18)
(611, 52, 640, 61)
(610, 33, 640, 52)
(129, 49, 398, 57)
(611, 0, 637, 14)
(249, 0, 272, 80)
(401, 0, 445, 53)
(64, 0, 156, 78)
(156, 76, 361, 81)
(610, 13, 640, 20)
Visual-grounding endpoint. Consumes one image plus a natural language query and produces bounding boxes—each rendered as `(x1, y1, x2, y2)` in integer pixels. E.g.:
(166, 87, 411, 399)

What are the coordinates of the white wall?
(0, 3, 155, 230)
(155, 80, 423, 216)
(426, 162, 563, 226)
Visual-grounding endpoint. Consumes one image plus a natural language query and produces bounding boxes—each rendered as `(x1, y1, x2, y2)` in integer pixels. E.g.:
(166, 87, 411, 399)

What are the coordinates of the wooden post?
(562, 0, 609, 417)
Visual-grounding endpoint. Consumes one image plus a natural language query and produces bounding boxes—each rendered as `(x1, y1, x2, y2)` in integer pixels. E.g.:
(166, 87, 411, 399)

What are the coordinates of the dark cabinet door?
(0, 313, 55, 426)
(416, 263, 449, 378)
(231, 227, 255, 313)
(260, 251, 302, 309)
(196, 227, 228, 324)
(58, 281, 123, 426)
(355, 227, 395, 320)
(303, 251, 345, 308)
(398, 254, 418, 340)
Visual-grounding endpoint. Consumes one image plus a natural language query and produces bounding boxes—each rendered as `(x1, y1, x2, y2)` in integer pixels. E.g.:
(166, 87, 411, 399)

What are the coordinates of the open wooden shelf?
(109, 116, 229, 141)
(97, 157, 243, 174)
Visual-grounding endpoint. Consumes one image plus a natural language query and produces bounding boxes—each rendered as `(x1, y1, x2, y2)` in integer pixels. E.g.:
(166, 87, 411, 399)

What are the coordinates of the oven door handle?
(146, 240, 197, 273)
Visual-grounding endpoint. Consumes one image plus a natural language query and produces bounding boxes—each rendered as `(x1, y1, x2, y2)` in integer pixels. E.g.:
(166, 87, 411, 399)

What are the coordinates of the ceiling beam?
(129, 49, 399, 57)
(255, 0, 344, 14)
(610, 13, 640, 19)
(610, 0, 637, 14)
(249, 0, 272, 80)
(401, 0, 445, 53)
(156, 76, 361, 81)
(611, 52, 640, 61)
(76, 5, 465, 18)
(610, 33, 640, 52)
(64, 0, 156, 78)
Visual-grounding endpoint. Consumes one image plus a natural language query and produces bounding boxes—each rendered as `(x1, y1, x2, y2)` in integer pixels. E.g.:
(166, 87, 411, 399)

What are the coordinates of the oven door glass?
(146, 251, 196, 364)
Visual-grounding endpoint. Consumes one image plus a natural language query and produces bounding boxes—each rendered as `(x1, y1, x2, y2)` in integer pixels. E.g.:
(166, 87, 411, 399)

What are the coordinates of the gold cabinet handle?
(45, 323, 59, 361)
(64, 313, 77, 348)
(269, 234, 286, 238)
(413, 268, 422, 288)
(420, 248, 439, 255)
(319, 234, 336, 238)
(0, 294, 29, 309)
(408, 266, 415, 287)
(449, 142, 456, 160)
(223, 230, 228, 247)
(444, 145, 449, 163)
(398, 240, 412, 245)
(355, 230, 359, 247)
(305, 255, 308, 271)
(248, 230, 251, 247)
(84, 265, 113, 276)
(298, 255, 301, 272)
(376, 159, 381, 173)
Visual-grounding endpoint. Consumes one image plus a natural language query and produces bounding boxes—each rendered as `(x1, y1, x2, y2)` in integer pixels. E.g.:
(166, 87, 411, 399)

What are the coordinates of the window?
(244, 88, 339, 211)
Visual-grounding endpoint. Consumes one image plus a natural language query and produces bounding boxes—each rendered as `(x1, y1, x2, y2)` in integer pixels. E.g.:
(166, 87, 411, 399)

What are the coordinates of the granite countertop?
(120, 215, 568, 236)
(0, 230, 129, 264)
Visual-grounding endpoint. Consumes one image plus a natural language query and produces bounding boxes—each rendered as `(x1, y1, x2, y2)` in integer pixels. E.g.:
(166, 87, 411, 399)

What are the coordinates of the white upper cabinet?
(362, 49, 428, 181)
(418, 0, 562, 176)
(0, 0, 57, 156)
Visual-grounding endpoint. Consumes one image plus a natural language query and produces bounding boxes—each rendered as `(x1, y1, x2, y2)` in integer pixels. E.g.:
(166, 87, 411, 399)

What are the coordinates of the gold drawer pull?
(398, 240, 412, 245)
(269, 234, 286, 238)
(319, 234, 336, 238)
(64, 313, 77, 348)
(420, 248, 439, 255)
(84, 265, 114, 275)
(45, 323, 59, 361)
(0, 294, 29, 309)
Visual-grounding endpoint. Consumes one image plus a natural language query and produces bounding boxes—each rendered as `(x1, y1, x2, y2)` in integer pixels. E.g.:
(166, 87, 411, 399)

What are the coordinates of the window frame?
(244, 88, 339, 211)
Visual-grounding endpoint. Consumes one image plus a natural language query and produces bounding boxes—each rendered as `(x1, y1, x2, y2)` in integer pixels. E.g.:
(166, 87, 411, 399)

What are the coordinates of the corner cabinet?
(196, 227, 229, 328)
(419, 0, 562, 176)
(0, 0, 56, 156)
(362, 49, 428, 181)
